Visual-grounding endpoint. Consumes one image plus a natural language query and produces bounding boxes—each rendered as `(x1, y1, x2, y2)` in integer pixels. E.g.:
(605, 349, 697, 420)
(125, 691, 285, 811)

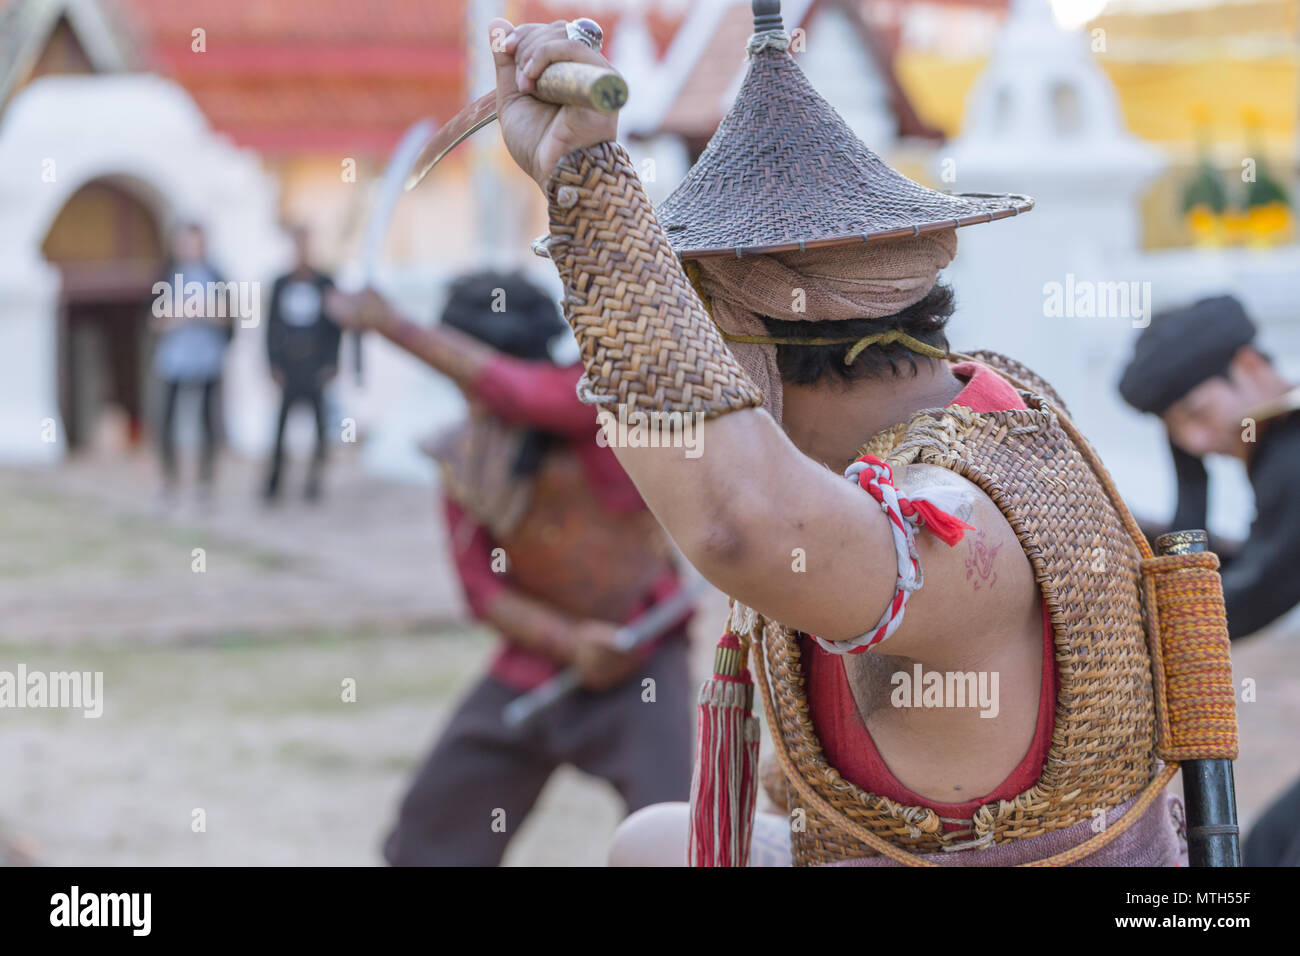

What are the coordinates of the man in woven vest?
(486, 4, 1197, 866)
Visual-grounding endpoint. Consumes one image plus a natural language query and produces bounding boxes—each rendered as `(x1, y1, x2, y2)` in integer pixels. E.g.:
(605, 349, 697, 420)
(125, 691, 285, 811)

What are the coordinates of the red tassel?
(688, 632, 760, 867)
(905, 498, 974, 547)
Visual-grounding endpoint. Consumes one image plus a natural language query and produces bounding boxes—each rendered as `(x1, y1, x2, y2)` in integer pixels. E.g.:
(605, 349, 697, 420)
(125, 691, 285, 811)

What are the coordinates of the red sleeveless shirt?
(801, 361, 1057, 829)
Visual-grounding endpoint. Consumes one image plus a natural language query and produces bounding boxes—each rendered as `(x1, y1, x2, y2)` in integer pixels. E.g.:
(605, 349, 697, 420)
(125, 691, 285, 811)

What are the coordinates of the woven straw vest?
(740, 351, 1161, 866)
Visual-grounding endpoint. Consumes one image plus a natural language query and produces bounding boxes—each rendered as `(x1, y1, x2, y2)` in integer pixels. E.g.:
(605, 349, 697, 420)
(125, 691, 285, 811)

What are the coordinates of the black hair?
(759, 282, 956, 385)
(440, 270, 568, 362)
(441, 270, 571, 478)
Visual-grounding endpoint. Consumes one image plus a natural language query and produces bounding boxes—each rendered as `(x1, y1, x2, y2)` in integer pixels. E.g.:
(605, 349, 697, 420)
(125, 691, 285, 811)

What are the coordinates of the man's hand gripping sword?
(404, 19, 626, 191)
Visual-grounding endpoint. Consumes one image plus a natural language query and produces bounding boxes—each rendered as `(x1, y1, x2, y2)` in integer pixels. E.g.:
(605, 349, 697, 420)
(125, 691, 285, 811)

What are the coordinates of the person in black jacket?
(1120, 294, 1300, 866)
(264, 226, 341, 502)
(1120, 295, 1300, 640)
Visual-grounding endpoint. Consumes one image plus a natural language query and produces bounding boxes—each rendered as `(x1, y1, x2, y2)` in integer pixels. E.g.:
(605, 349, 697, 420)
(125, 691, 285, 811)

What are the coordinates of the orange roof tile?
(115, 0, 469, 155)
(660, 3, 753, 139)
(8, 0, 939, 156)
(110, 0, 688, 156)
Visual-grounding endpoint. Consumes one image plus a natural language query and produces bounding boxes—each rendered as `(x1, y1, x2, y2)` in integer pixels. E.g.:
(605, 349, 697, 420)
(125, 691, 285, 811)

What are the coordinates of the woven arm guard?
(545, 141, 764, 418)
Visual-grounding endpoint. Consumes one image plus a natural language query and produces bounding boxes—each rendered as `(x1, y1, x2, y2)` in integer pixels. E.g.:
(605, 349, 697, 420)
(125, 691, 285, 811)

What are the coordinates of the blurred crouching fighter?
(328, 271, 693, 865)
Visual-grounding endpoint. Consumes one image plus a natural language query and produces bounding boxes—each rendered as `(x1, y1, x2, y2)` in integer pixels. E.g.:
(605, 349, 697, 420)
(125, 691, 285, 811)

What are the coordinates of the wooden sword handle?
(535, 61, 627, 113)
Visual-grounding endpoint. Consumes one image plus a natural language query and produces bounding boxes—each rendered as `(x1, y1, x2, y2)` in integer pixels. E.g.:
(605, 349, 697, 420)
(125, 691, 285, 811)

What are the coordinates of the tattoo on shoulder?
(897, 464, 1013, 591)
(964, 528, 1002, 590)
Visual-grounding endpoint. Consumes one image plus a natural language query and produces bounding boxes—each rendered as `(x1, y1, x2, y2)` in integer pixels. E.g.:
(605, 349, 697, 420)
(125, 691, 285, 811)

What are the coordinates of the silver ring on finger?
(565, 18, 603, 51)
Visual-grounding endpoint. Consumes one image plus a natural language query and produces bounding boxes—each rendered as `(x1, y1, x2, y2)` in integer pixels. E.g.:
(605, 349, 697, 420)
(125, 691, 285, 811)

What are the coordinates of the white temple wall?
(0, 73, 287, 464)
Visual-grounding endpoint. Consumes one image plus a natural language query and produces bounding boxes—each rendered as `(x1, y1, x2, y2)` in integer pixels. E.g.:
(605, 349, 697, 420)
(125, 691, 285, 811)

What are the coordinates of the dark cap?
(439, 270, 568, 363)
(1118, 295, 1257, 414)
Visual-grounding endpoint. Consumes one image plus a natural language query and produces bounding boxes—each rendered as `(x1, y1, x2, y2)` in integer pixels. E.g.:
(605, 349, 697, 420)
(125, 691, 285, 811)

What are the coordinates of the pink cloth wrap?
(689, 230, 958, 422)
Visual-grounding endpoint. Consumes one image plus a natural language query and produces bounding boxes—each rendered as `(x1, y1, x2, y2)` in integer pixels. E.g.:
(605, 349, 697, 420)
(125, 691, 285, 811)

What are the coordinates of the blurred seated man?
(264, 225, 340, 503)
(1119, 294, 1300, 866)
(328, 271, 693, 866)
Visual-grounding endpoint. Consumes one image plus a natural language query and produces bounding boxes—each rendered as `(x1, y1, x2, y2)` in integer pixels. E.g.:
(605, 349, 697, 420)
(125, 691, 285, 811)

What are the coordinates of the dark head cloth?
(1119, 295, 1257, 414)
(440, 270, 567, 362)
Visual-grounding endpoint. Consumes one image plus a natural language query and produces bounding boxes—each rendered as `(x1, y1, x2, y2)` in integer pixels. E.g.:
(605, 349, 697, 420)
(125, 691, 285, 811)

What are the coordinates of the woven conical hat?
(657, 1, 1033, 259)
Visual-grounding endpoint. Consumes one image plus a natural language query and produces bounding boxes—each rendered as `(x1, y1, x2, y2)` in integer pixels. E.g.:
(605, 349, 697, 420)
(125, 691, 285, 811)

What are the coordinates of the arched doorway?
(41, 179, 164, 452)
(0, 71, 287, 463)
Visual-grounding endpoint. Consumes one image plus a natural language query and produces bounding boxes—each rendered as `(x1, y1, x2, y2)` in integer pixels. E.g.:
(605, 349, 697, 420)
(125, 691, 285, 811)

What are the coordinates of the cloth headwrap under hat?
(1119, 295, 1257, 415)
(685, 229, 958, 422)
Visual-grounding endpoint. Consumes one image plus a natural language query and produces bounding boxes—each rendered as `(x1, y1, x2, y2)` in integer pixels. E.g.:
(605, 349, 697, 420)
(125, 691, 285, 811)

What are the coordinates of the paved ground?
(1, 450, 1297, 865)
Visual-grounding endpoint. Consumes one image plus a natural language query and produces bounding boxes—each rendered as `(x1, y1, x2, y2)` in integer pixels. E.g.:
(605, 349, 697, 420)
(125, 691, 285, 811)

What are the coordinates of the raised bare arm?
(492, 20, 906, 645)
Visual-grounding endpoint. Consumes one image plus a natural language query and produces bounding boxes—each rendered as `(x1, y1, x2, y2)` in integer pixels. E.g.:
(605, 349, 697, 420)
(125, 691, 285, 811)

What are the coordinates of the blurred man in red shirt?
(329, 272, 693, 865)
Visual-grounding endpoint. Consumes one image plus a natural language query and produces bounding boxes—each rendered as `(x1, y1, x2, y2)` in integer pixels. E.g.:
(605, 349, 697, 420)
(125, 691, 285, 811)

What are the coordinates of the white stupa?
(947, 0, 1165, 262)
(936, 0, 1173, 518)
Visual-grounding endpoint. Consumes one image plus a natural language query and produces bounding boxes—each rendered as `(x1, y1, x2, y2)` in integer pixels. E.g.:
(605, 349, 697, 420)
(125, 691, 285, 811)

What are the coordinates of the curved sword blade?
(361, 116, 438, 283)
(404, 91, 498, 191)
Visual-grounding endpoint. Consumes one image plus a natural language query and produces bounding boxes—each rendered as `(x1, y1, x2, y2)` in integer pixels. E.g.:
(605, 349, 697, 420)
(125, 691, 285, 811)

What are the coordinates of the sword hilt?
(1154, 529, 1241, 868)
(535, 61, 627, 113)
(405, 61, 628, 191)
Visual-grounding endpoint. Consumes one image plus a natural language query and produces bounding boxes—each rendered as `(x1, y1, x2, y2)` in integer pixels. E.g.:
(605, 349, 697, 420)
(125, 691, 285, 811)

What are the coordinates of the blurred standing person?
(152, 222, 230, 507)
(1120, 294, 1300, 866)
(328, 272, 694, 866)
(263, 226, 340, 503)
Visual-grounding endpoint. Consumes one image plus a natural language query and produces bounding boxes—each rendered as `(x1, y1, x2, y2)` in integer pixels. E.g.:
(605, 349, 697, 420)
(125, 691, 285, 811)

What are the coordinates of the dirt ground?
(1, 629, 635, 866)
(0, 453, 719, 866)
(2, 452, 1297, 865)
